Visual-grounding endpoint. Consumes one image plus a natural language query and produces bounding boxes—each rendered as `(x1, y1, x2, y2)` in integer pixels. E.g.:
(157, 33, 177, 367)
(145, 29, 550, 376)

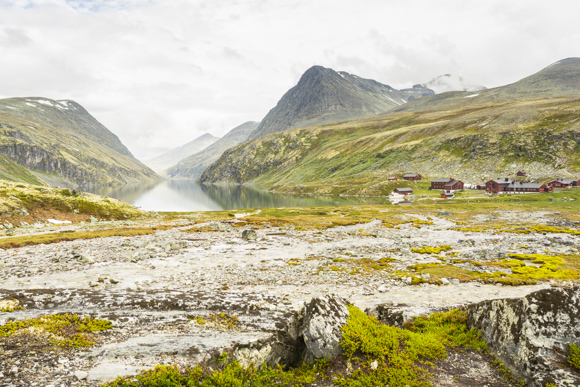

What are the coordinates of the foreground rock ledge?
(466, 285, 580, 387)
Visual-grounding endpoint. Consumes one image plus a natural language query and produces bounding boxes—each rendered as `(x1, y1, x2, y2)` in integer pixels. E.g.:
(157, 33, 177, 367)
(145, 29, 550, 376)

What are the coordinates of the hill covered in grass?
(200, 58, 580, 195)
(0, 97, 159, 188)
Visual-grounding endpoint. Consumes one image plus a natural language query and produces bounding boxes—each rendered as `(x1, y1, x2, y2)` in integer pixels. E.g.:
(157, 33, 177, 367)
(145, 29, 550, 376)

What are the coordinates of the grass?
(192, 313, 239, 330)
(101, 306, 491, 387)
(411, 252, 580, 286)
(0, 227, 162, 249)
(569, 343, 580, 371)
(0, 313, 112, 348)
(200, 95, 580, 197)
(0, 180, 145, 221)
(0, 299, 24, 312)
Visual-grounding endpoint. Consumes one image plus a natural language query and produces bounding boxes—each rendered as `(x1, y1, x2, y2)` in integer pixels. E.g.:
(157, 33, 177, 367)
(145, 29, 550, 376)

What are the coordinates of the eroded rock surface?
(467, 285, 580, 386)
(300, 295, 350, 362)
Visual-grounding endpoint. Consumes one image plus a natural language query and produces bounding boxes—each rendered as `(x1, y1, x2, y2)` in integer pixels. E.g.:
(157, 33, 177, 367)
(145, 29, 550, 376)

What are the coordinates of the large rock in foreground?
(466, 285, 580, 386)
(299, 294, 350, 362)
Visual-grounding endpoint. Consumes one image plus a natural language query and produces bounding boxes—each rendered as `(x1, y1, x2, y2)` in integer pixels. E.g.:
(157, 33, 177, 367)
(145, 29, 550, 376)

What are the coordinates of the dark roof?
(403, 173, 420, 177)
(395, 188, 413, 192)
(488, 178, 514, 184)
(551, 179, 577, 184)
(444, 179, 461, 186)
(506, 182, 544, 189)
(431, 178, 452, 183)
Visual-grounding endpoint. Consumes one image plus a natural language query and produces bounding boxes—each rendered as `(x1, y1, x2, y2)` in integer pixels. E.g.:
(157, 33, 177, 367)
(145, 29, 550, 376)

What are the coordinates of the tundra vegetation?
(101, 306, 495, 387)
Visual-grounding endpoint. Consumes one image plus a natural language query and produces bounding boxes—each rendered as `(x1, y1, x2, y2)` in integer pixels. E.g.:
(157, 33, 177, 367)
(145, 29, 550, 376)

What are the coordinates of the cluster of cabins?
(390, 172, 580, 199)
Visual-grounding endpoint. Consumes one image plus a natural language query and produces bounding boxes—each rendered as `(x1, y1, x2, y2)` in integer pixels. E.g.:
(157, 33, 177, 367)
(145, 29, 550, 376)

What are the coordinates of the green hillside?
(0, 97, 159, 188)
(200, 59, 580, 195)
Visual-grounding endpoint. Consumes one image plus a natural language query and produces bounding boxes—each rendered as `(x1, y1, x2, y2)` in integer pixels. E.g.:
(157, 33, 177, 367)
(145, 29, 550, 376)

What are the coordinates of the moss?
(569, 343, 580, 371)
(0, 313, 112, 348)
(101, 357, 329, 387)
(411, 246, 452, 254)
(0, 227, 159, 249)
(192, 313, 239, 330)
(0, 299, 24, 312)
(336, 306, 487, 387)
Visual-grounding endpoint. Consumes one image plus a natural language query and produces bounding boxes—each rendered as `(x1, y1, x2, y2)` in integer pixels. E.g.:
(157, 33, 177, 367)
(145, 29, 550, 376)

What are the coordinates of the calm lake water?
(89, 180, 390, 212)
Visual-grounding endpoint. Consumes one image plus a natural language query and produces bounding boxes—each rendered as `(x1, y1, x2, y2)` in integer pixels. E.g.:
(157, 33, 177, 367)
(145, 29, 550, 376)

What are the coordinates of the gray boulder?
(242, 229, 257, 240)
(299, 295, 350, 362)
(466, 285, 580, 386)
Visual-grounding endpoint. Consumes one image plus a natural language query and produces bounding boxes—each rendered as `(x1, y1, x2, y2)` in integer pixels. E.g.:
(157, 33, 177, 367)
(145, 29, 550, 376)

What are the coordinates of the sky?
(0, 0, 579, 160)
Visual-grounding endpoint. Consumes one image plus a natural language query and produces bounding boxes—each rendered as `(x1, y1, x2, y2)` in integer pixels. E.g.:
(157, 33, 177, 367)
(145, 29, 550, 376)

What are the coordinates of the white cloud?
(0, 0, 579, 159)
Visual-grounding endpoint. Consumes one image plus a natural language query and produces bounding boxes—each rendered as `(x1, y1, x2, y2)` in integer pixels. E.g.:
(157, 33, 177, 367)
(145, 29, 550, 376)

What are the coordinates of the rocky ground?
(0, 209, 579, 386)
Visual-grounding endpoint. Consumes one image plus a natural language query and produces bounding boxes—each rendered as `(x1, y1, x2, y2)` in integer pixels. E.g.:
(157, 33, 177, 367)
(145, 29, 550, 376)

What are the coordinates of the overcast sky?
(0, 0, 578, 160)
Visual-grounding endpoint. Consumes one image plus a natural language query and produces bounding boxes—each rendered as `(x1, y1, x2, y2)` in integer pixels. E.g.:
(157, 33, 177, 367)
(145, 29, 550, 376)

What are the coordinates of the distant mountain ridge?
(0, 97, 159, 188)
(247, 66, 414, 141)
(144, 133, 219, 175)
(166, 121, 259, 181)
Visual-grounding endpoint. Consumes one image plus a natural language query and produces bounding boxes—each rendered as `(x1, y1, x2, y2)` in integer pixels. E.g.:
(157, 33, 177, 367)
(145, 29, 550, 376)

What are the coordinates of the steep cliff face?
(166, 121, 259, 181)
(0, 97, 159, 188)
(200, 58, 580, 194)
(247, 66, 408, 141)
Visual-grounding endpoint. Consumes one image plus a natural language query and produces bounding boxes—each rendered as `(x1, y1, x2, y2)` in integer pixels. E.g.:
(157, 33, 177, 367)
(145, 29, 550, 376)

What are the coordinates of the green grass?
(0, 313, 112, 348)
(0, 227, 161, 249)
(101, 306, 490, 387)
(569, 343, 580, 371)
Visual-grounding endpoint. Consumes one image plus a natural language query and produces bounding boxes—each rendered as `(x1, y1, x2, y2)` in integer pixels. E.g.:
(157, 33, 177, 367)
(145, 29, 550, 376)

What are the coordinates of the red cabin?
(504, 182, 552, 193)
(485, 178, 513, 194)
(393, 188, 413, 195)
(403, 174, 421, 181)
(548, 179, 576, 189)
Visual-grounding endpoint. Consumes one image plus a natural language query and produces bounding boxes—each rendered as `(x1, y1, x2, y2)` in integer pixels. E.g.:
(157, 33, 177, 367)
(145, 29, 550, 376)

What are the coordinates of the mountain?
(0, 97, 159, 188)
(144, 133, 219, 175)
(247, 66, 411, 141)
(422, 74, 486, 94)
(199, 58, 580, 195)
(166, 121, 259, 181)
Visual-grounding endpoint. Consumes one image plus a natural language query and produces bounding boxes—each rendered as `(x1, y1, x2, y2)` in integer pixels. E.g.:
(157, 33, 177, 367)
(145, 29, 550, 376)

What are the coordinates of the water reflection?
(89, 180, 389, 212)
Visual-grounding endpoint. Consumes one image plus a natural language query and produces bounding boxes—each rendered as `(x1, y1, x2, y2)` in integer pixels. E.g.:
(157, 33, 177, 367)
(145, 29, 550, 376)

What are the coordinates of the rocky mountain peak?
(247, 66, 406, 141)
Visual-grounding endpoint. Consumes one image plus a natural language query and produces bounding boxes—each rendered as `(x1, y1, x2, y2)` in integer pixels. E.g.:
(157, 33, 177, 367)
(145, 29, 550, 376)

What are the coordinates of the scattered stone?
(74, 370, 89, 380)
(440, 278, 450, 285)
(377, 285, 388, 293)
(242, 229, 257, 241)
(437, 211, 453, 217)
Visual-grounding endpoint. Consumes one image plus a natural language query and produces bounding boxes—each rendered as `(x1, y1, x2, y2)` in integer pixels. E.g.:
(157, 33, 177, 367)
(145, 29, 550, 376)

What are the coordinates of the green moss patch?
(0, 227, 159, 249)
(0, 313, 112, 348)
(569, 343, 580, 371)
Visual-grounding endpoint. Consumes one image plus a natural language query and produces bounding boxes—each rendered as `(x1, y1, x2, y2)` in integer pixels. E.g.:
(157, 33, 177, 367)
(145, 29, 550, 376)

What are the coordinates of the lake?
(89, 180, 390, 212)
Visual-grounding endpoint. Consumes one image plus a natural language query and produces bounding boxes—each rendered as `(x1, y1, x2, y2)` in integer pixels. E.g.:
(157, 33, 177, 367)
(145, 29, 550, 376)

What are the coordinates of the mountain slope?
(144, 133, 219, 175)
(166, 121, 259, 181)
(247, 66, 410, 141)
(394, 58, 580, 114)
(199, 58, 580, 195)
(0, 97, 159, 188)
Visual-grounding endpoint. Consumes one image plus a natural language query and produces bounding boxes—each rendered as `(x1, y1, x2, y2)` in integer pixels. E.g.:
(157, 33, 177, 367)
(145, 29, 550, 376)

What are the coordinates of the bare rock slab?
(299, 294, 350, 362)
(467, 285, 580, 387)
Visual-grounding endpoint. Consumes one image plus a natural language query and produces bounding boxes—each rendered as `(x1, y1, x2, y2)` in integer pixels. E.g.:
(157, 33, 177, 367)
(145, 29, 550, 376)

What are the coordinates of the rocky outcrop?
(466, 286, 580, 386)
(299, 295, 350, 362)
